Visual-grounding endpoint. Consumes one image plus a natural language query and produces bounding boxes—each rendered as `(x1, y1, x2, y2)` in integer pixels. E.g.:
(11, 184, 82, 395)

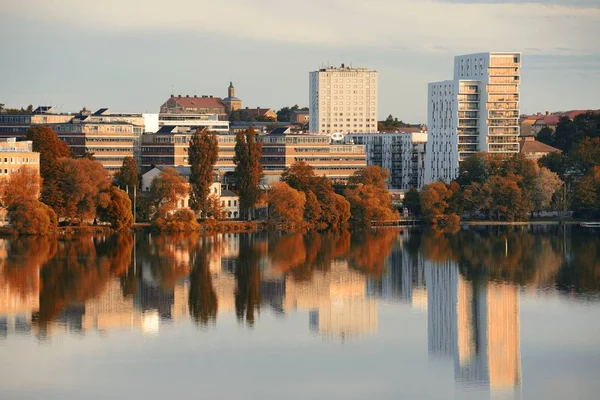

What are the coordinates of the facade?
(291, 110, 310, 124)
(345, 131, 428, 190)
(0, 138, 41, 226)
(309, 64, 378, 134)
(0, 106, 74, 138)
(425, 53, 521, 184)
(141, 128, 367, 183)
(160, 95, 226, 116)
(243, 107, 277, 121)
(158, 114, 229, 133)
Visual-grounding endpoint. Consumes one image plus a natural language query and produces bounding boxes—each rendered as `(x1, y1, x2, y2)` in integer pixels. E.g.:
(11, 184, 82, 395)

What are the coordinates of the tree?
(536, 126, 554, 146)
(97, 186, 133, 231)
(571, 167, 600, 218)
(403, 187, 421, 216)
(532, 167, 563, 214)
(7, 201, 57, 235)
(268, 182, 306, 230)
(148, 167, 188, 214)
(233, 127, 263, 220)
(570, 137, 600, 175)
(114, 156, 138, 193)
(420, 182, 453, 224)
(457, 153, 489, 186)
(153, 207, 200, 231)
(303, 190, 322, 227)
(25, 126, 71, 211)
(57, 158, 111, 222)
(344, 184, 397, 227)
(0, 166, 41, 207)
(188, 129, 219, 214)
(348, 165, 389, 188)
(280, 161, 316, 192)
(481, 175, 526, 221)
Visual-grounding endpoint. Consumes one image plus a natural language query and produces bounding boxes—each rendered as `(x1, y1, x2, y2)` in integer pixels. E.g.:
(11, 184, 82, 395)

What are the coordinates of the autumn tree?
(153, 208, 200, 232)
(420, 182, 460, 228)
(571, 167, 600, 218)
(188, 129, 219, 214)
(0, 166, 41, 207)
(532, 167, 563, 215)
(303, 190, 322, 227)
(344, 166, 397, 227)
(235, 235, 263, 326)
(268, 182, 306, 230)
(97, 186, 133, 231)
(148, 167, 188, 214)
(234, 127, 262, 220)
(8, 201, 57, 235)
(57, 158, 111, 222)
(25, 125, 70, 211)
(281, 161, 317, 192)
(403, 187, 421, 216)
(114, 156, 138, 199)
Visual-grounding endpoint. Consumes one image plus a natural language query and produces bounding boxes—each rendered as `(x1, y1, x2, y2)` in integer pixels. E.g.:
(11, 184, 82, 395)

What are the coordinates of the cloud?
(3, 0, 600, 55)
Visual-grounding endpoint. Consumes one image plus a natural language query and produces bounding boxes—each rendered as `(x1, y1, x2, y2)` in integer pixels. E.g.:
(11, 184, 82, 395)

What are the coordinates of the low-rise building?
(158, 114, 229, 133)
(141, 166, 240, 219)
(0, 138, 41, 225)
(0, 106, 74, 138)
(518, 137, 561, 160)
(290, 110, 310, 124)
(345, 131, 427, 190)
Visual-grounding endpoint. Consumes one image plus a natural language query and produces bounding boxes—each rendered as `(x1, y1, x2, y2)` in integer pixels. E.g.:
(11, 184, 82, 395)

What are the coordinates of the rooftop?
(519, 137, 562, 154)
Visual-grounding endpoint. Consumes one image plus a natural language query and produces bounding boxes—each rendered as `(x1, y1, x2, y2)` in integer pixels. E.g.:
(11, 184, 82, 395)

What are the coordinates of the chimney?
(186, 95, 189, 97)
(341, 63, 345, 69)
(545, 111, 549, 116)
(194, 95, 197, 98)
(209, 95, 213, 98)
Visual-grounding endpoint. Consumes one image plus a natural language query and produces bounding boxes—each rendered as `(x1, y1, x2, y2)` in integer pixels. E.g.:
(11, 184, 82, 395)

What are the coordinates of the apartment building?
(345, 131, 428, 190)
(158, 113, 229, 133)
(309, 64, 378, 134)
(425, 53, 521, 184)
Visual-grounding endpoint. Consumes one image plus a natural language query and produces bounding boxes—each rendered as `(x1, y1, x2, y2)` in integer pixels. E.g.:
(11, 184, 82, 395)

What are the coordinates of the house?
(141, 166, 240, 219)
(290, 110, 309, 124)
(518, 137, 561, 160)
(160, 95, 226, 116)
(243, 107, 277, 121)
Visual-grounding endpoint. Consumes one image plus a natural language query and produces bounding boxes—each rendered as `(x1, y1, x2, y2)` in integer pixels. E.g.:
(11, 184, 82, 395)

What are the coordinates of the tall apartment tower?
(424, 53, 521, 184)
(309, 64, 378, 134)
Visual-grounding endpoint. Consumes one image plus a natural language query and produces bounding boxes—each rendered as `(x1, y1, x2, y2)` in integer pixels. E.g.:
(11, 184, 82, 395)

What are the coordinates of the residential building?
(309, 64, 378, 134)
(425, 53, 521, 184)
(345, 131, 427, 190)
(141, 166, 240, 219)
(242, 107, 277, 121)
(520, 109, 600, 137)
(518, 137, 561, 160)
(0, 138, 41, 225)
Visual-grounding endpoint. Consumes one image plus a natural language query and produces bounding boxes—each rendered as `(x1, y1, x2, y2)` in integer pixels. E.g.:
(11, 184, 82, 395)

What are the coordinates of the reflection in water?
(1, 225, 599, 395)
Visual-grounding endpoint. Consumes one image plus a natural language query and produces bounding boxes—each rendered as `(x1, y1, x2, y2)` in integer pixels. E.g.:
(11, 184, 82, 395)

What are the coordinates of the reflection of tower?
(425, 259, 459, 358)
(454, 280, 521, 391)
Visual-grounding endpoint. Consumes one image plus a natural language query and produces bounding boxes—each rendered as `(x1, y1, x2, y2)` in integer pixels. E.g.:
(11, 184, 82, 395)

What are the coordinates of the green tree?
(234, 127, 263, 220)
(457, 153, 489, 186)
(114, 156, 138, 192)
(536, 126, 554, 146)
(97, 186, 133, 231)
(403, 187, 421, 216)
(188, 129, 219, 214)
(25, 126, 71, 212)
(571, 166, 600, 218)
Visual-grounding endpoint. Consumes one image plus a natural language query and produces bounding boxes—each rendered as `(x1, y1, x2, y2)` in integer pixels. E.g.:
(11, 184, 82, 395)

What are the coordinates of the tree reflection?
(235, 234, 264, 326)
(188, 236, 218, 326)
(35, 234, 133, 328)
(347, 229, 399, 278)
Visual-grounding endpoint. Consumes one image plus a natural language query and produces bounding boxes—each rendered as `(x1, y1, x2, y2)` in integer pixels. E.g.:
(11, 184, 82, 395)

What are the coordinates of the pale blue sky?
(1, 0, 599, 123)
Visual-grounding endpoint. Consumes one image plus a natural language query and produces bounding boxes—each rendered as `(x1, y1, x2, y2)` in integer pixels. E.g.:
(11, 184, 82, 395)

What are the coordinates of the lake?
(1, 226, 599, 399)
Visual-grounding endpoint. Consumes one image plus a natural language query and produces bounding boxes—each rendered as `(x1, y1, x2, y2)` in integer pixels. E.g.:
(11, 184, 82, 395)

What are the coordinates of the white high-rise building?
(424, 52, 521, 184)
(309, 64, 378, 134)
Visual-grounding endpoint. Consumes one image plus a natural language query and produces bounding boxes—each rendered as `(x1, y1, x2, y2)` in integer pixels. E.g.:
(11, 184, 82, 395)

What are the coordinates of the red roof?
(171, 96, 224, 109)
(533, 115, 560, 126)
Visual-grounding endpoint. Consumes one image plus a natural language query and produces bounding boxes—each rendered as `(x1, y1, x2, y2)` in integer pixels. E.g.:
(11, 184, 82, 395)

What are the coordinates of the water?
(1, 226, 599, 399)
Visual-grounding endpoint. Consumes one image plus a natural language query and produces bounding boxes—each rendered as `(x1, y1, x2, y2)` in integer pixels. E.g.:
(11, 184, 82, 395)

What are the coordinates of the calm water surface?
(1, 226, 599, 399)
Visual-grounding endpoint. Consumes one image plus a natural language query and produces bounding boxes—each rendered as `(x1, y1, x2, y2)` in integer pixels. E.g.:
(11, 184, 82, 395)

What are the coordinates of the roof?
(519, 138, 562, 154)
(244, 108, 275, 118)
(171, 96, 224, 110)
(93, 108, 110, 116)
(221, 189, 238, 197)
(533, 115, 560, 126)
(291, 110, 309, 115)
(223, 97, 241, 102)
(269, 127, 292, 135)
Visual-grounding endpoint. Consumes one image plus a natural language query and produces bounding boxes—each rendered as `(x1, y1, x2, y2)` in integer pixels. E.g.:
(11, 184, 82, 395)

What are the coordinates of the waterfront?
(1, 226, 599, 399)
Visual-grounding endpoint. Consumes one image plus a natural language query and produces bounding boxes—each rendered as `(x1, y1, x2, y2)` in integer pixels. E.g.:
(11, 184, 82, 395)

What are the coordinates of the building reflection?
(424, 258, 521, 393)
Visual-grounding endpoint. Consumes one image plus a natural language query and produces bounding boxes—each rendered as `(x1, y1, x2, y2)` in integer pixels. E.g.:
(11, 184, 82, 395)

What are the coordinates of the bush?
(8, 200, 58, 235)
(152, 207, 200, 232)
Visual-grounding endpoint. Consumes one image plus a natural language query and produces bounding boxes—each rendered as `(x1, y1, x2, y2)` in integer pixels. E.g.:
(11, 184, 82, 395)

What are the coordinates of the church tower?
(223, 81, 242, 113)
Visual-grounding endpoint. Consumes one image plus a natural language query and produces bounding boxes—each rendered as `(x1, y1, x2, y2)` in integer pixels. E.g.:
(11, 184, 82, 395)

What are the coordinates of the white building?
(345, 131, 427, 190)
(141, 166, 240, 219)
(424, 52, 521, 184)
(309, 64, 378, 134)
(158, 113, 229, 133)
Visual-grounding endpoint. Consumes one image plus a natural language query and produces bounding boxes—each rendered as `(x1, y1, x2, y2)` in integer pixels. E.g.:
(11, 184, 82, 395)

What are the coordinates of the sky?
(0, 0, 599, 123)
